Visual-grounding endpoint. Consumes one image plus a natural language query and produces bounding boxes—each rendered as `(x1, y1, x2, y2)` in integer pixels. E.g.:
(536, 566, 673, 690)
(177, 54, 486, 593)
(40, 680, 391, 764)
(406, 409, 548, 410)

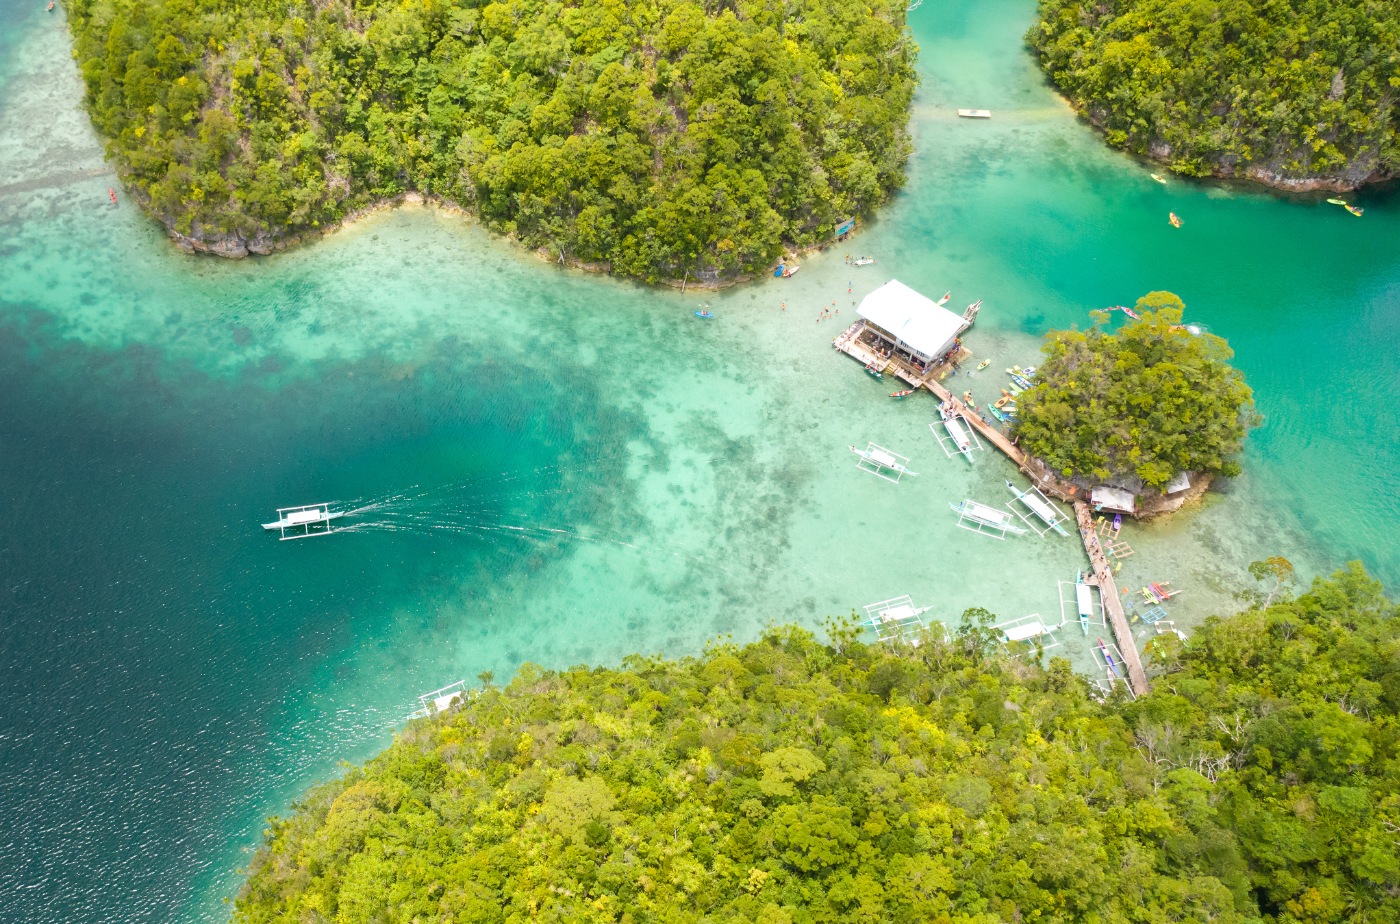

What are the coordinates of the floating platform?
(262, 503, 345, 540)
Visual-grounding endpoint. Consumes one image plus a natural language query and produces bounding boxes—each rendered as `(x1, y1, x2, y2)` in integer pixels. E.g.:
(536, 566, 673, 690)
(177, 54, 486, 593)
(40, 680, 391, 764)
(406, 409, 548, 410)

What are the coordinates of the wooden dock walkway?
(1073, 501, 1148, 694)
(834, 323, 1149, 695)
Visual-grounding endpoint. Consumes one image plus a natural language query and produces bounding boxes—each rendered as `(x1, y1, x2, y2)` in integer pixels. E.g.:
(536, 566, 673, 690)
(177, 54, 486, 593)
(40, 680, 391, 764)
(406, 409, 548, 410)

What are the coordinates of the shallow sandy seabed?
(1, 1, 1397, 921)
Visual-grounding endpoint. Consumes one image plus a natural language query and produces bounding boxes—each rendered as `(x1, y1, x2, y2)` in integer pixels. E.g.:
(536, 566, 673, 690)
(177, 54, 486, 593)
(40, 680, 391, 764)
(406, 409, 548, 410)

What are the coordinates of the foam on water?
(0, 0, 1397, 921)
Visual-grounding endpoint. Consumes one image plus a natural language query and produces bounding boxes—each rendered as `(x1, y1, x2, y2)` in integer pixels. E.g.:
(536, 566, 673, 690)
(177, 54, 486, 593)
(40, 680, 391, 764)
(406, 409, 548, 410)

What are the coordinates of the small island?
(233, 567, 1399, 924)
(67, 0, 917, 278)
(1013, 291, 1260, 516)
(1027, 0, 1399, 190)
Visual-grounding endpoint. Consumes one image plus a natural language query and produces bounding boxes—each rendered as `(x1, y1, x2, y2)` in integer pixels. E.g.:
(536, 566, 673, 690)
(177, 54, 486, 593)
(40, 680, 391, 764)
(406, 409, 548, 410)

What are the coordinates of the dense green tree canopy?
(67, 0, 917, 278)
(235, 563, 1400, 924)
(1027, 0, 1400, 184)
(1014, 292, 1258, 488)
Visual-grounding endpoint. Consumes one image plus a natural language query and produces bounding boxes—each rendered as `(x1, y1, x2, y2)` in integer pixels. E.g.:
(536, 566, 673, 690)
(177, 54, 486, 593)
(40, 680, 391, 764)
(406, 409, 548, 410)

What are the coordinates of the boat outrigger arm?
(262, 503, 346, 540)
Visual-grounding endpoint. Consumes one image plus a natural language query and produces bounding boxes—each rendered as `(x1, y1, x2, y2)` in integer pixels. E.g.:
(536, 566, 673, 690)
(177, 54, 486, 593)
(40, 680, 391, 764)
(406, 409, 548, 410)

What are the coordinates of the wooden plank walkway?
(833, 334, 1150, 695)
(1073, 501, 1148, 695)
(920, 376, 1149, 695)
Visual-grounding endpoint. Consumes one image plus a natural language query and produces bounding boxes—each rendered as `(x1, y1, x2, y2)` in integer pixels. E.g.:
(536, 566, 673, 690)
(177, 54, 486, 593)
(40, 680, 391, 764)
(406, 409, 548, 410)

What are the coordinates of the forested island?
(1014, 292, 1259, 496)
(1028, 0, 1399, 190)
(66, 0, 917, 278)
(233, 564, 1399, 924)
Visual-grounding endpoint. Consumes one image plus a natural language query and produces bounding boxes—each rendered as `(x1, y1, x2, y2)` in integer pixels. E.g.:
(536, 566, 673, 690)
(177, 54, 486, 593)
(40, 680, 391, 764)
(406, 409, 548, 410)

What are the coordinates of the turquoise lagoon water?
(1, 0, 1397, 920)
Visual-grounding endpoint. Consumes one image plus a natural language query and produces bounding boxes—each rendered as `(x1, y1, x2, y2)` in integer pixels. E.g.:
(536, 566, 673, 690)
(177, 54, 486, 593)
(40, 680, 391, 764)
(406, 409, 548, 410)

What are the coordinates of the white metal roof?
(857, 280, 965, 358)
(1091, 485, 1137, 513)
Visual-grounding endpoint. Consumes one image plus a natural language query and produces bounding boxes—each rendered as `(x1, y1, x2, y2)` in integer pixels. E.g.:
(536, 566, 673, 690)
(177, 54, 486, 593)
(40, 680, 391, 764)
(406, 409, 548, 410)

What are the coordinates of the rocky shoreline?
(1076, 106, 1393, 192)
(139, 186, 845, 292)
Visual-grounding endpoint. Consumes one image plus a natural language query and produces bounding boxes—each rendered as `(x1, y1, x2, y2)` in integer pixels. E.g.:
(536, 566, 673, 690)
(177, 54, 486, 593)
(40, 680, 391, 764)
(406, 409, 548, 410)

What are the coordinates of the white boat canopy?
(857, 279, 966, 360)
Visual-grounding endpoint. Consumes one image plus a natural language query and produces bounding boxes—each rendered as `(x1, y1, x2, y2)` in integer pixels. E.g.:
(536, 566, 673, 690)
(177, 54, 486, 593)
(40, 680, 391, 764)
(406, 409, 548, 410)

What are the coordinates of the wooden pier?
(835, 319, 1149, 694)
(1073, 501, 1149, 695)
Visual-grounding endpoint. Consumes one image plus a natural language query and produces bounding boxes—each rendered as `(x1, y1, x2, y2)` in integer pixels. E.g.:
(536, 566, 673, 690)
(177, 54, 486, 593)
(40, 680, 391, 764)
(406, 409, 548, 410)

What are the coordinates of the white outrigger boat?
(950, 498, 1027, 539)
(930, 404, 982, 461)
(1005, 480, 1070, 536)
(262, 503, 346, 540)
(863, 595, 932, 643)
(850, 442, 917, 482)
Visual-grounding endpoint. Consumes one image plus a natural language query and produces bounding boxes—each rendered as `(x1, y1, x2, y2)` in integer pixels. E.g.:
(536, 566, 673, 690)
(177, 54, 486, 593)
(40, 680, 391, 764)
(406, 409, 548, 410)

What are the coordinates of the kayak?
(976, 359, 991, 370)
(1327, 198, 1347, 206)
(988, 405, 1009, 423)
(853, 258, 875, 266)
(1169, 212, 1183, 228)
(1151, 174, 1167, 184)
(865, 364, 883, 378)
(695, 311, 715, 318)
(1346, 204, 1364, 217)
(890, 390, 914, 399)
(937, 291, 951, 305)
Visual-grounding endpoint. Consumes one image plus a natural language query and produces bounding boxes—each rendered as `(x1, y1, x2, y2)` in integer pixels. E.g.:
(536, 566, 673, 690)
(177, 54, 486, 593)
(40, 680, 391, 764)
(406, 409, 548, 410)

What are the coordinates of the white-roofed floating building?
(832, 279, 981, 387)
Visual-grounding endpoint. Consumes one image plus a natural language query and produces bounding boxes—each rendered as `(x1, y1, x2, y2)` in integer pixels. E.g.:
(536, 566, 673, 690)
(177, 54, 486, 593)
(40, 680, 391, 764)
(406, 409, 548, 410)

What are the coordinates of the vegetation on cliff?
(1027, 0, 1400, 185)
(1014, 292, 1258, 489)
(234, 563, 1400, 924)
(66, 0, 916, 277)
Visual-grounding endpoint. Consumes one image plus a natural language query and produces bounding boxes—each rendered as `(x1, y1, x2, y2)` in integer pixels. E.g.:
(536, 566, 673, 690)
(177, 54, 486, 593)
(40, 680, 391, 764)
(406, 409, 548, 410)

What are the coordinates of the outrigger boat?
(1005, 480, 1070, 537)
(942, 407, 972, 454)
(1168, 212, 1183, 228)
(263, 503, 345, 540)
(890, 389, 914, 399)
(1097, 638, 1123, 678)
(937, 291, 951, 305)
(853, 257, 876, 266)
(850, 443, 918, 480)
(950, 498, 1027, 538)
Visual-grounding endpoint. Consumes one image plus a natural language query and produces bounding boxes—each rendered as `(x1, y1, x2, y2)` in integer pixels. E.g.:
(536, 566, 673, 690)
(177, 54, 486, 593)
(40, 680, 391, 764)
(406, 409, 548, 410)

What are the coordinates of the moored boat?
(890, 389, 914, 399)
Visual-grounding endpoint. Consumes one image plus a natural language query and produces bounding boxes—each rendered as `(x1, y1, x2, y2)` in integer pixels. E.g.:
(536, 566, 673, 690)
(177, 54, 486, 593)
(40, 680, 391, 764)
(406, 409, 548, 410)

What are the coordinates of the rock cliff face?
(146, 192, 461, 259)
(1094, 111, 1392, 192)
